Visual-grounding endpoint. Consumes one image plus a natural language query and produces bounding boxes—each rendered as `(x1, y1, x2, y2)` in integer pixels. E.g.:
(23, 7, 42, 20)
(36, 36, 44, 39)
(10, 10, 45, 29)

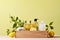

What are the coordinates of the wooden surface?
(15, 31, 48, 38)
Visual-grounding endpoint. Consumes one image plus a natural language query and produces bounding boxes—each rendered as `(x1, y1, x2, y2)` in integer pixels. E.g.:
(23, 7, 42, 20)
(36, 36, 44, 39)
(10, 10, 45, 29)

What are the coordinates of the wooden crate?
(15, 31, 48, 38)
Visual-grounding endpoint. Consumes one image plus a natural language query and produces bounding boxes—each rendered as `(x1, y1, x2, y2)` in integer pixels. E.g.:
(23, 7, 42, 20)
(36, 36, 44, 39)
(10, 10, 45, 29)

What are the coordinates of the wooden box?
(15, 31, 48, 38)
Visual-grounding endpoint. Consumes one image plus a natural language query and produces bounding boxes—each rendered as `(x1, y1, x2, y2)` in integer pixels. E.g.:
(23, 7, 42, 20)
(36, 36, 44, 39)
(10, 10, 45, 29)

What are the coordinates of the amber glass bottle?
(32, 19, 38, 31)
(24, 21, 31, 31)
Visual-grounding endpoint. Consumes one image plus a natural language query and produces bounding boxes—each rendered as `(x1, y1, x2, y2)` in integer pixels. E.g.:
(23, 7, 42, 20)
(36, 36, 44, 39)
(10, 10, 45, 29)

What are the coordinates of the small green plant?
(10, 16, 24, 29)
(6, 16, 24, 35)
(46, 22, 54, 31)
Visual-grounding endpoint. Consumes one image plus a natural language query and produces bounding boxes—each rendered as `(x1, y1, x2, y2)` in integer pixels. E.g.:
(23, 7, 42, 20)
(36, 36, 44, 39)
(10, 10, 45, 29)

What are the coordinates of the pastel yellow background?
(0, 0, 60, 36)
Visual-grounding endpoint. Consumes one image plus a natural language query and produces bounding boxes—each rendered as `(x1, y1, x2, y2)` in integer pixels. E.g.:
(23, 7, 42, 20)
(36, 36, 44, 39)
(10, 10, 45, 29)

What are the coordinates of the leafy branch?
(6, 16, 24, 35)
(46, 22, 54, 31)
(10, 16, 24, 29)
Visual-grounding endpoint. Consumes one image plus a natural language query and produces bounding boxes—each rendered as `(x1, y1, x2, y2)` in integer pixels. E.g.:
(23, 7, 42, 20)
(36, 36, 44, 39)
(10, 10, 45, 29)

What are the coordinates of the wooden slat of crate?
(15, 31, 48, 38)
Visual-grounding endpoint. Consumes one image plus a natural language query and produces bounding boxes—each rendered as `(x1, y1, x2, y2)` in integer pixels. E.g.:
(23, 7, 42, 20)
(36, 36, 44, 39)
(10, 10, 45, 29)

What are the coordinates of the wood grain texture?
(15, 31, 48, 38)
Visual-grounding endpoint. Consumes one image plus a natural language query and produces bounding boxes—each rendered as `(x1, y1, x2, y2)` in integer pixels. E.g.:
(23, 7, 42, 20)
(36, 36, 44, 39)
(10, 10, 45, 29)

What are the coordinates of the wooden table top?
(15, 31, 60, 38)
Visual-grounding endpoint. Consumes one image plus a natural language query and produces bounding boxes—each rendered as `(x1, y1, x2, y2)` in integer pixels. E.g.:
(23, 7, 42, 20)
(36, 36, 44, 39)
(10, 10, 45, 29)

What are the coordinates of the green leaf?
(49, 22, 53, 25)
(10, 16, 13, 19)
(50, 26, 54, 29)
(10, 16, 15, 22)
(16, 17, 18, 21)
(12, 29, 16, 32)
(19, 20, 21, 22)
(6, 29, 10, 35)
(18, 22, 24, 27)
(46, 25, 48, 27)
(46, 28, 48, 31)
(20, 23, 24, 27)
(13, 22, 17, 28)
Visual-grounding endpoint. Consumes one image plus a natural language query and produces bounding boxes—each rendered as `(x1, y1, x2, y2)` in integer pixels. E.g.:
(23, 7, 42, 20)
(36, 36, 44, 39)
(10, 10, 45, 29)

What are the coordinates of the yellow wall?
(0, 0, 60, 35)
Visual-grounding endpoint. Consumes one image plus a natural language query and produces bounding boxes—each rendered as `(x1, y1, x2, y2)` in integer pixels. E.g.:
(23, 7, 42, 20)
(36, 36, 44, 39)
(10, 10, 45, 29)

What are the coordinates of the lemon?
(49, 31, 55, 37)
(30, 27, 37, 31)
(9, 32, 15, 38)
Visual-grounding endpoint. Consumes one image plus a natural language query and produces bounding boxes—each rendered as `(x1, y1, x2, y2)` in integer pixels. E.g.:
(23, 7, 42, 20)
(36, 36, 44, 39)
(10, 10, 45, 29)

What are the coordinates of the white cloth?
(0, 36, 60, 40)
